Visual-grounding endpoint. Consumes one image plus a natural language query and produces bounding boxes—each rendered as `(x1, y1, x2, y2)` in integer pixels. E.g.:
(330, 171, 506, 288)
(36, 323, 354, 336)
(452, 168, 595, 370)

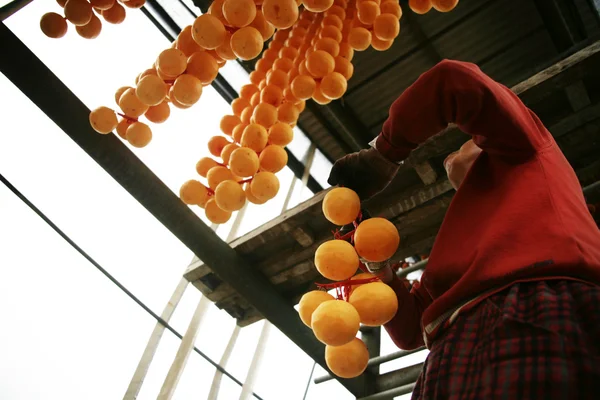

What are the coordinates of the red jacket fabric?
(376, 60, 600, 350)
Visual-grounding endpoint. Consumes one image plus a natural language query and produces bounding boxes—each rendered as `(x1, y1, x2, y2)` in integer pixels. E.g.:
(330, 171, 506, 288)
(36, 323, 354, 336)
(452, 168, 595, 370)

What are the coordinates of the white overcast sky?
(0, 1, 427, 399)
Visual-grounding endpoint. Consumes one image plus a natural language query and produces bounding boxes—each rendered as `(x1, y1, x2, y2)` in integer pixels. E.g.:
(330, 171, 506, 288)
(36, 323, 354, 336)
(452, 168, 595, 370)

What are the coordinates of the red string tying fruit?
(319, 211, 379, 300)
(316, 274, 385, 302)
(117, 113, 138, 123)
(333, 227, 355, 242)
(357, 261, 369, 273)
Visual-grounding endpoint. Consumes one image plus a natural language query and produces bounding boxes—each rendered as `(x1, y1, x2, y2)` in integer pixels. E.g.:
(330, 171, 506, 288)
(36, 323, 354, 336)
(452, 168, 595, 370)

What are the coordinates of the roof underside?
(298, 0, 600, 162)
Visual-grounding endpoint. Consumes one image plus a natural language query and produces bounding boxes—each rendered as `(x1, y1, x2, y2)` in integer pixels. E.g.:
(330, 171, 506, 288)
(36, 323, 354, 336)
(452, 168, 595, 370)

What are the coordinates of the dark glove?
(327, 147, 400, 200)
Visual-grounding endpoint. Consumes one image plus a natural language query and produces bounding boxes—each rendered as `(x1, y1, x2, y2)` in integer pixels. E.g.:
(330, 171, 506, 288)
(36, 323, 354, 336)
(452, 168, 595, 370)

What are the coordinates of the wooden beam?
(125, 278, 189, 399)
(550, 102, 600, 138)
(385, 41, 600, 168)
(513, 40, 600, 100)
(290, 226, 315, 247)
(375, 179, 454, 220)
(158, 295, 211, 400)
(413, 161, 439, 185)
(207, 325, 241, 400)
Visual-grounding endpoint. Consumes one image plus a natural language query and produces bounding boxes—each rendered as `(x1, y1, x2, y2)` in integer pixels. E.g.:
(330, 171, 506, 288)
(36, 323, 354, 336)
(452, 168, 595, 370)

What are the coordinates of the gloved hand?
(327, 147, 400, 200)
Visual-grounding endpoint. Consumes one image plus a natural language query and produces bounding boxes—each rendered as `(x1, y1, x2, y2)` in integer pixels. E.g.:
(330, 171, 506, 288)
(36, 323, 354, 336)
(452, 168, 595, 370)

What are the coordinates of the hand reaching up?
(327, 148, 400, 200)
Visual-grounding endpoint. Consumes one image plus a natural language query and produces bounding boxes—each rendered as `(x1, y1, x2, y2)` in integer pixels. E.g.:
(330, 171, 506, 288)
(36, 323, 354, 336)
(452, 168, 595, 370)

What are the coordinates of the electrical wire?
(0, 173, 264, 400)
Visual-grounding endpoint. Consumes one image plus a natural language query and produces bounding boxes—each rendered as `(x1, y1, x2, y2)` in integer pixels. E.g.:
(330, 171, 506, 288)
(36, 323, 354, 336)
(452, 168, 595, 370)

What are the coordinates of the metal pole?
(302, 362, 317, 400)
(361, 326, 381, 374)
(282, 142, 317, 212)
(357, 383, 416, 400)
(235, 158, 315, 399)
(367, 347, 427, 368)
(226, 203, 248, 242)
(158, 295, 211, 399)
(281, 173, 299, 213)
(314, 346, 426, 384)
(124, 277, 189, 399)
(207, 324, 241, 400)
(301, 145, 317, 189)
(397, 259, 428, 278)
(583, 180, 600, 195)
(239, 321, 272, 400)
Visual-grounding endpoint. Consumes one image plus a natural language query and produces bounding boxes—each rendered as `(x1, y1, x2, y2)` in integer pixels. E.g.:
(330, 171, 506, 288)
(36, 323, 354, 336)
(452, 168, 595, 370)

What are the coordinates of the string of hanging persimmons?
(302, 186, 401, 378)
(80, 0, 458, 224)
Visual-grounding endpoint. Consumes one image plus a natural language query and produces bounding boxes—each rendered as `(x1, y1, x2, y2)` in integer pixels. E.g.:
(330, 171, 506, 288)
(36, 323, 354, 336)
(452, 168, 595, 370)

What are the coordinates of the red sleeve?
(383, 275, 433, 350)
(375, 59, 552, 162)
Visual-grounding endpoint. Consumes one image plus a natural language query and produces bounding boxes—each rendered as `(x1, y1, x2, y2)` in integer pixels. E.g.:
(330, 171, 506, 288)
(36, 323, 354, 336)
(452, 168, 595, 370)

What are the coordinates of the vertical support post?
(157, 223, 219, 399)
(361, 327, 381, 374)
(302, 362, 317, 400)
(158, 295, 212, 399)
(123, 277, 189, 400)
(302, 145, 317, 187)
(207, 325, 241, 400)
(239, 321, 272, 400)
(281, 174, 298, 212)
(282, 143, 317, 212)
(236, 161, 309, 399)
(226, 203, 248, 242)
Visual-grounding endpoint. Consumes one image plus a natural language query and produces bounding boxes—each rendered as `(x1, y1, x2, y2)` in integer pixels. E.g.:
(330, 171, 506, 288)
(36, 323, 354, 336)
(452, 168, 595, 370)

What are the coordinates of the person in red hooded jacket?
(328, 60, 600, 399)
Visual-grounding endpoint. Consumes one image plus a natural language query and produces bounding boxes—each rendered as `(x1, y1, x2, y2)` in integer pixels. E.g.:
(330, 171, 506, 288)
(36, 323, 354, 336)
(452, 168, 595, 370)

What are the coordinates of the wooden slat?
(549, 102, 600, 138)
(414, 161, 439, 185)
(512, 40, 600, 96)
(125, 278, 189, 399)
